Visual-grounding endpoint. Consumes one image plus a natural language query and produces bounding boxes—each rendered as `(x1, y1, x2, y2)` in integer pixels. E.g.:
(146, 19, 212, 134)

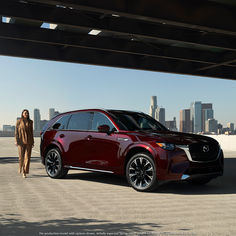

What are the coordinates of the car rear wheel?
(126, 153, 158, 192)
(45, 148, 68, 178)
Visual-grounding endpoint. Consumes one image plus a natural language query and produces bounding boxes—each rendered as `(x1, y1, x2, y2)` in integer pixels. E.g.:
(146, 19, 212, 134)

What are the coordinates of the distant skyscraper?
(179, 109, 191, 133)
(54, 111, 60, 117)
(203, 109, 214, 132)
(217, 123, 223, 134)
(149, 96, 157, 119)
(49, 108, 55, 120)
(34, 109, 41, 131)
(227, 122, 234, 132)
(201, 103, 213, 132)
(156, 107, 165, 126)
(165, 117, 177, 131)
(49, 108, 60, 120)
(201, 103, 212, 110)
(205, 118, 218, 133)
(190, 101, 202, 133)
(3, 125, 15, 132)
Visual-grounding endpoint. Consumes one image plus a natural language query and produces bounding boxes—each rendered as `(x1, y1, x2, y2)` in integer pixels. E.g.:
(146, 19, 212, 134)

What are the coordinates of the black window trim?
(49, 111, 120, 132)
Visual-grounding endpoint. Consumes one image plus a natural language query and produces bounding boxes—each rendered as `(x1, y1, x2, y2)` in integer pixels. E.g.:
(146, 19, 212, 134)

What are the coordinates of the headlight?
(156, 142, 175, 150)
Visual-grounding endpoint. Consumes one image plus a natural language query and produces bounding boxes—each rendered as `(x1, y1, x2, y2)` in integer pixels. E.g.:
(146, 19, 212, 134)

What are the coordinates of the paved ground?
(0, 137, 236, 236)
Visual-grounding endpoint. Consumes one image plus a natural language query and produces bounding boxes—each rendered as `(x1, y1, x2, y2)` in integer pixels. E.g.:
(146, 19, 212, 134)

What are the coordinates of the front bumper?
(179, 147, 224, 181)
(159, 145, 224, 181)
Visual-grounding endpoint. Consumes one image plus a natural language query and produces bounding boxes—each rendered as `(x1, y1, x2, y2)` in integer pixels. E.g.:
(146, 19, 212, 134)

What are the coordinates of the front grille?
(189, 142, 219, 162)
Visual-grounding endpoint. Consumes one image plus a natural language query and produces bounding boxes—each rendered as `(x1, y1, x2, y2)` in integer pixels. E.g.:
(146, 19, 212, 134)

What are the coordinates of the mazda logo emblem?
(203, 145, 210, 152)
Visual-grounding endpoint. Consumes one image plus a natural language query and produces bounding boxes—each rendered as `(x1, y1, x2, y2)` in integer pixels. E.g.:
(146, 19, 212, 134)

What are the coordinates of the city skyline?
(179, 101, 219, 133)
(1, 102, 235, 134)
(2, 98, 235, 134)
(148, 96, 235, 133)
(1, 56, 236, 130)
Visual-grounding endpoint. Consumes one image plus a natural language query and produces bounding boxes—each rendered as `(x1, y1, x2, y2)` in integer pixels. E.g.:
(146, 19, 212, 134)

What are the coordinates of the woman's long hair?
(21, 109, 30, 120)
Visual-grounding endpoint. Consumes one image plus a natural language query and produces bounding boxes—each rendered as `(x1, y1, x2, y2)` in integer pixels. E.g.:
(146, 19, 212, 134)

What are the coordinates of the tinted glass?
(91, 112, 115, 131)
(67, 112, 92, 130)
(52, 115, 70, 130)
(108, 111, 167, 131)
(42, 121, 49, 132)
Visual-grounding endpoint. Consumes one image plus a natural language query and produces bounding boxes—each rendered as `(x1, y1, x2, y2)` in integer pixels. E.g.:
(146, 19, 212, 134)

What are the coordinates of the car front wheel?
(45, 148, 68, 178)
(126, 153, 158, 192)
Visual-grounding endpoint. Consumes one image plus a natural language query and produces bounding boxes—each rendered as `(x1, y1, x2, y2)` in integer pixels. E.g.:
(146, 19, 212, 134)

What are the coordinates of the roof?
(0, 0, 236, 80)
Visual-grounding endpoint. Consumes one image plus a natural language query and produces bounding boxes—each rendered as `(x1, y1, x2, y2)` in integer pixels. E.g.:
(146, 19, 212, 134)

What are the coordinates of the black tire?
(45, 148, 68, 179)
(126, 153, 158, 192)
(187, 177, 212, 185)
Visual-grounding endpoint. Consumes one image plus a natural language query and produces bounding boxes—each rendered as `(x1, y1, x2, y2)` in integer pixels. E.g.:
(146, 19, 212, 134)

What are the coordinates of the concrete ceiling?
(0, 0, 236, 80)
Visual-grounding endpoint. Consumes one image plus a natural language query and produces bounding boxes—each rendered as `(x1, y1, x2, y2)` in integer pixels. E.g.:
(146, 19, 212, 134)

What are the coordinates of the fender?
(120, 142, 167, 178)
(123, 142, 158, 160)
(43, 139, 65, 161)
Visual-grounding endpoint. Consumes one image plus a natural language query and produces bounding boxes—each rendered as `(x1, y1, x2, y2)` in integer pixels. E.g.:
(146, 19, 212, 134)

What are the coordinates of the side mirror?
(97, 124, 110, 133)
(52, 123, 60, 130)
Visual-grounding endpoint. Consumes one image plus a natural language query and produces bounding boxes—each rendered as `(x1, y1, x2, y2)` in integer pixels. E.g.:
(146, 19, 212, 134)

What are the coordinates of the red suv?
(40, 109, 224, 191)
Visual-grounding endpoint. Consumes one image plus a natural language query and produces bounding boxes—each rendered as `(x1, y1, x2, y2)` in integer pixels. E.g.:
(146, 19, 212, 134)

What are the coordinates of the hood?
(132, 130, 218, 145)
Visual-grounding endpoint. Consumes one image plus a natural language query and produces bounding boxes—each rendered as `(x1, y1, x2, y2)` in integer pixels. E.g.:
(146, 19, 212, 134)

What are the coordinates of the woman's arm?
(15, 120, 20, 146)
(31, 120, 34, 147)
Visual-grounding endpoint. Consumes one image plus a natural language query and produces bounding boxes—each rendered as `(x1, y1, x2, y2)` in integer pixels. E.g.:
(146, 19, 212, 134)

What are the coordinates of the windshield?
(107, 110, 167, 132)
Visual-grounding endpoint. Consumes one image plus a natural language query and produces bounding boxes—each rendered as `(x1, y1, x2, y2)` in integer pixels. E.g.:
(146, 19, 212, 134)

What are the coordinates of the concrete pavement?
(0, 137, 236, 236)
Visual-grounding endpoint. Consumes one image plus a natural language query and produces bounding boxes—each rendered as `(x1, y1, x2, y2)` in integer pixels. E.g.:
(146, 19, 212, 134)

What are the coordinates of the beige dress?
(15, 119, 34, 174)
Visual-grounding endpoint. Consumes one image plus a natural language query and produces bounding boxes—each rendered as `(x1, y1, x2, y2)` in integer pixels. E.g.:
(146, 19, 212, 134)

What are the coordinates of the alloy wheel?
(128, 156, 154, 190)
(46, 149, 62, 177)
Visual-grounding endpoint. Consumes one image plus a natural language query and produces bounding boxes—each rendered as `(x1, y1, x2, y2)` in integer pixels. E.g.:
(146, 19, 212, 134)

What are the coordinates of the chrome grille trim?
(176, 145, 221, 163)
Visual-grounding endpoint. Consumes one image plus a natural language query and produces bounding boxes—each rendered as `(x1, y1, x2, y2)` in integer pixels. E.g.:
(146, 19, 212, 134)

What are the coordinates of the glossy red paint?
(40, 109, 224, 185)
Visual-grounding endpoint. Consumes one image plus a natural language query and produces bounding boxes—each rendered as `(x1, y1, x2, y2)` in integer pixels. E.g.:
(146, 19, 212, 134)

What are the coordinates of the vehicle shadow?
(66, 172, 129, 187)
(66, 158, 236, 195)
(0, 214, 163, 236)
(0, 156, 41, 164)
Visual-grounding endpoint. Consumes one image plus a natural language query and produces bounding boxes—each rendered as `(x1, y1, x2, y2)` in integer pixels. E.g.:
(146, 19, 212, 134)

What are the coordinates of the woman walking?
(15, 109, 34, 178)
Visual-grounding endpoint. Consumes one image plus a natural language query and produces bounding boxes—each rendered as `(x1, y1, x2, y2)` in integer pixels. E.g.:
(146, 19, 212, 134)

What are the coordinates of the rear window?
(52, 115, 70, 130)
(67, 112, 92, 131)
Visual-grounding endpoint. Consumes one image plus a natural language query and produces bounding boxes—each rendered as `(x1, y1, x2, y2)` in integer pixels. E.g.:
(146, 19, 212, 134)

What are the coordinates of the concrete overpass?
(0, 0, 236, 80)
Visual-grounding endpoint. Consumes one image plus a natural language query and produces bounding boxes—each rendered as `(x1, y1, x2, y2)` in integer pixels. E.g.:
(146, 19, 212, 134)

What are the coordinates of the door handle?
(59, 134, 65, 138)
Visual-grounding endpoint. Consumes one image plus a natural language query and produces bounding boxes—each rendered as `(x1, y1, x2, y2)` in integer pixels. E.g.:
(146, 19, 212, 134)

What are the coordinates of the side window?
(91, 112, 115, 131)
(67, 112, 92, 131)
(42, 121, 49, 132)
(139, 117, 151, 129)
(52, 115, 70, 130)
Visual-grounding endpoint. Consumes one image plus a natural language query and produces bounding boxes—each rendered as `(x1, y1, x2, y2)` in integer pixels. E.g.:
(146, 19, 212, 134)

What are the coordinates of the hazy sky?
(0, 55, 236, 130)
